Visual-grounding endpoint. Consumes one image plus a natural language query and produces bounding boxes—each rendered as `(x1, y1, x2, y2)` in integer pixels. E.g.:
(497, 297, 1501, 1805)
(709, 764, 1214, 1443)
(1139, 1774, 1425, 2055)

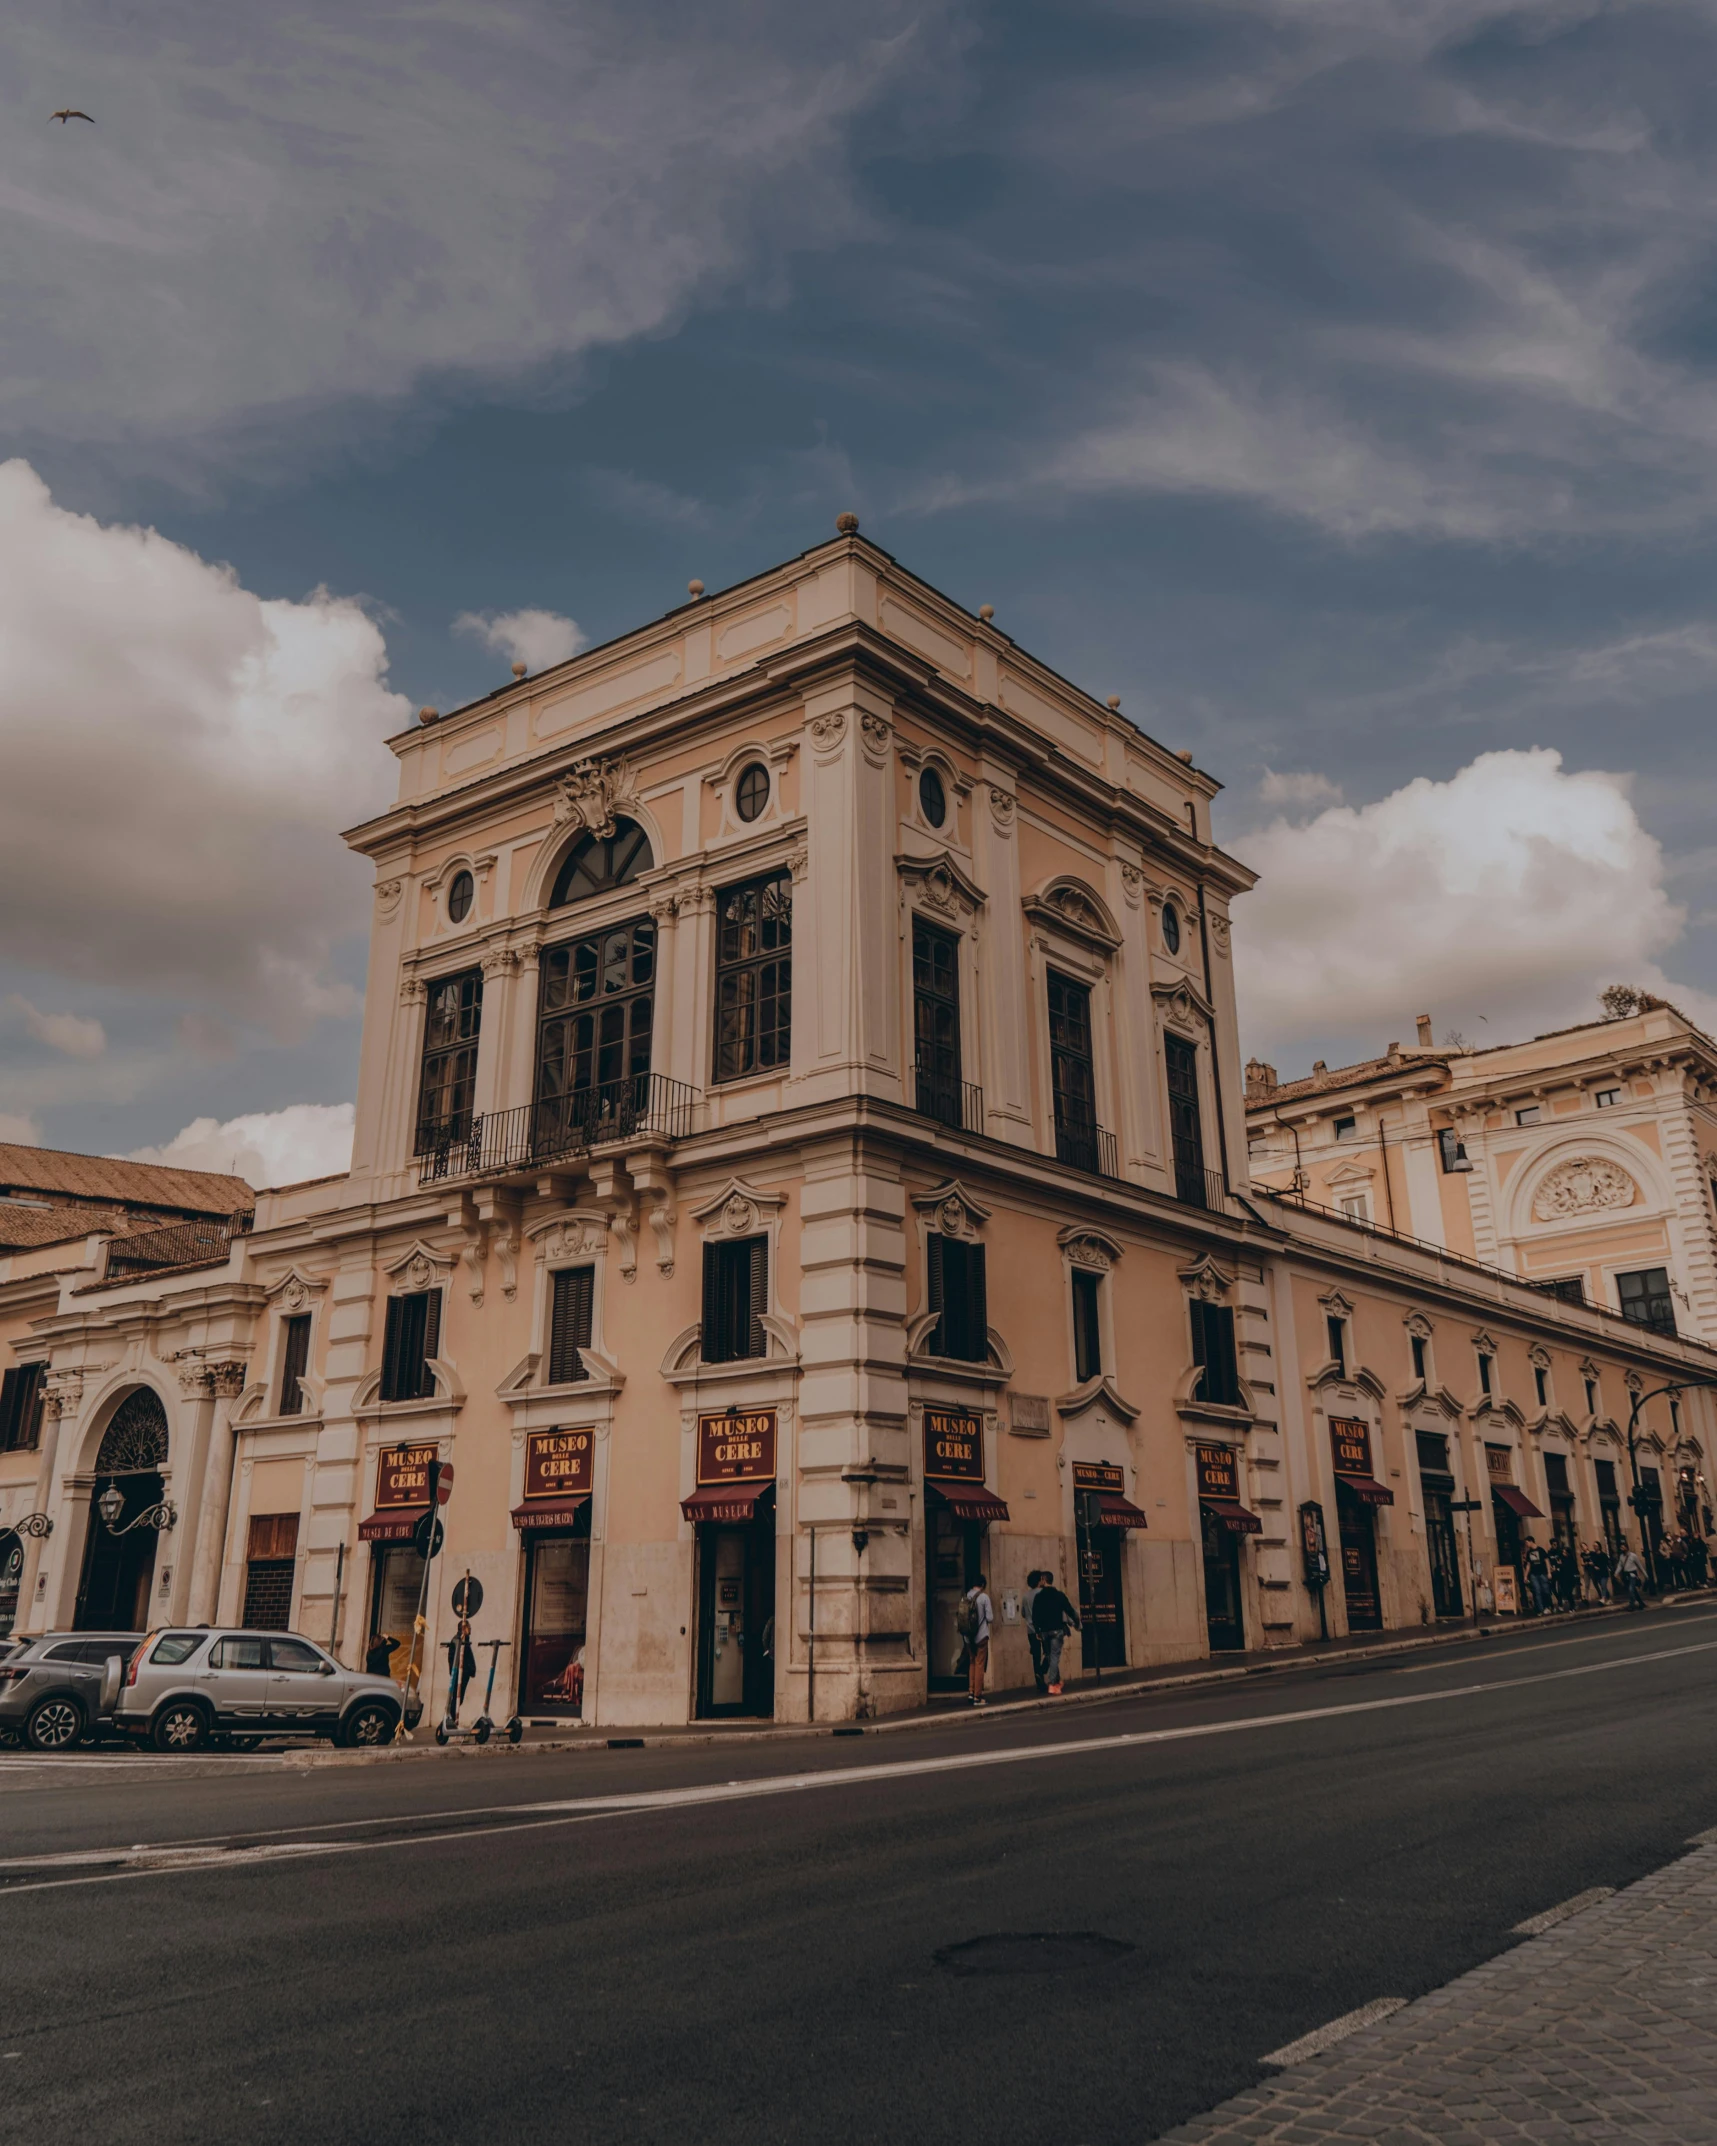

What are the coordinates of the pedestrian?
(1551, 1541, 1578, 1613)
(1583, 1541, 1610, 1604)
(1524, 1539, 1552, 1617)
(365, 1629, 398, 1678)
(1031, 1571, 1082, 1695)
(1618, 1544, 1647, 1611)
(1022, 1569, 1048, 1694)
(957, 1573, 994, 1706)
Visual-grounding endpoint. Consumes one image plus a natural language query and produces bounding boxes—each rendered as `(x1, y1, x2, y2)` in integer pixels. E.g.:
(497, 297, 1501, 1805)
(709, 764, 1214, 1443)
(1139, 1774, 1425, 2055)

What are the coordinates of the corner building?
(4, 524, 1713, 1714)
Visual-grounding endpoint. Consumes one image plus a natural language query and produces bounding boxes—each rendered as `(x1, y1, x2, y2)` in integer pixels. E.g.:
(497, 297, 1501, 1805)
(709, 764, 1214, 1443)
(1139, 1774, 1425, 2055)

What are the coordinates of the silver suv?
(115, 1628, 403, 1753)
(0, 1632, 143, 1750)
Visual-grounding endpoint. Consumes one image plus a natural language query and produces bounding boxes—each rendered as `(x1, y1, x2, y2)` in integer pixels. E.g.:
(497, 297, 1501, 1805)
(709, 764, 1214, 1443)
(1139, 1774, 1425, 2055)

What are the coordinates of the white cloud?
(1258, 769, 1343, 811)
(1232, 748, 1717, 1056)
(127, 1103, 354, 1190)
(454, 609, 587, 676)
(5, 994, 105, 1059)
(0, 460, 407, 1032)
(0, 2, 954, 464)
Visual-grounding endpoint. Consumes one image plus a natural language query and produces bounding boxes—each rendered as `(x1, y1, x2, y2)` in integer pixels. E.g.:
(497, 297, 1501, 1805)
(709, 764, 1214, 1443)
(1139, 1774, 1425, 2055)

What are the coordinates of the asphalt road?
(3, 1605, 1716, 2146)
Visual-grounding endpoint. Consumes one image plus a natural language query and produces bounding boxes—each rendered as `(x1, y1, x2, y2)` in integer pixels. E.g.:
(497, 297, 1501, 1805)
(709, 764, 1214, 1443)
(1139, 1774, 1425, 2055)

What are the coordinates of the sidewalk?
(1160, 1835, 1717, 2144)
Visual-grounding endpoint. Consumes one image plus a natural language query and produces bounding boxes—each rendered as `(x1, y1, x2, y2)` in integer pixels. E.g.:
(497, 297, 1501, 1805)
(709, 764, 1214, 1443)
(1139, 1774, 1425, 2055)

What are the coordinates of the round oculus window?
(447, 869, 475, 924)
(735, 762, 770, 823)
(918, 765, 947, 828)
(1161, 902, 1180, 955)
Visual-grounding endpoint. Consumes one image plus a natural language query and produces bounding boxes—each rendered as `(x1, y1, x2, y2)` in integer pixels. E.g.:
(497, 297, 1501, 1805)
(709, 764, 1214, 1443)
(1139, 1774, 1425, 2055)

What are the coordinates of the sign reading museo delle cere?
(924, 1408, 984, 1482)
(523, 1428, 595, 1501)
(1329, 1417, 1375, 1477)
(696, 1410, 777, 1487)
(1195, 1443, 1240, 1503)
(376, 1442, 437, 1508)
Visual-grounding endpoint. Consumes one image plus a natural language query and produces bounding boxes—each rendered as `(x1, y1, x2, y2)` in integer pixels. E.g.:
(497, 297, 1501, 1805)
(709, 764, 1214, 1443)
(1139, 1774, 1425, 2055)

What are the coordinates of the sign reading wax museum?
(1195, 1443, 1240, 1503)
(376, 1442, 438, 1508)
(696, 1409, 778, 1487)
(1329, 1418, 1375, 1478)
(924, 1408, 984, 1483)
(523, 1429, 595, 1502)
(1072, 1461, 1125, 1494)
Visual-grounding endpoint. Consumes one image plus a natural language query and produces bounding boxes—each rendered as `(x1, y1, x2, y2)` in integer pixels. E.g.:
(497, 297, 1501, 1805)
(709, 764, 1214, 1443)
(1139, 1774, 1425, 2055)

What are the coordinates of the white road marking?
(1512, 1885, 1614, 1935)
(4, 1633, 1715, 1898)
(1397, 1610, 1717, 1673)
(1262, 1997, 1406, 2067)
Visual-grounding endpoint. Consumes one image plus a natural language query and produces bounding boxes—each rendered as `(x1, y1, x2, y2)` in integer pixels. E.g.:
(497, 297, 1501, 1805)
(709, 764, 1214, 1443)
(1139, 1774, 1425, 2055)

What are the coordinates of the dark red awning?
(928, 1481, 1010, 1525)
(358, 1508, 426, 1544)
(1096, 1493, 1149, 1531)
(682, 1483, 769, 1524)
(1335, 1470, 1395, 1508)
(1492, 1483, 1545, 1520)
(1201, 1497, 1262, 1536)
(510, 1495, 591, 1532)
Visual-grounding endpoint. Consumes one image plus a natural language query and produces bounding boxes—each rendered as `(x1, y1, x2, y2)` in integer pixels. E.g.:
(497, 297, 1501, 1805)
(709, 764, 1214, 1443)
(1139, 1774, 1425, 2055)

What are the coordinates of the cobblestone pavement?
(1160, 1841, 1717, 2143)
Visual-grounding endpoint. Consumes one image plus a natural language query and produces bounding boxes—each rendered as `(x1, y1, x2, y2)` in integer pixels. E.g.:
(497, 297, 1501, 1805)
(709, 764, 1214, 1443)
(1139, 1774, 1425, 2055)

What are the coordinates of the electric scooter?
(470, 1637, 523, 1746)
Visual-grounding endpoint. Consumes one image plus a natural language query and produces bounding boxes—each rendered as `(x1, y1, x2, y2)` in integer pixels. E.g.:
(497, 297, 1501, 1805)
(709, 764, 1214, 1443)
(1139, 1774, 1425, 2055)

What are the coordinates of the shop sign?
(924, 1408, 984, 1482)
(1485, 1443, 1514, 1481)
(1492, 1567, 1519, 1614)
(376, 1442, 438, 1508)
(696, 1408, 777, 1486)
(1330, 1417, 1373, 1477)
(1073, 1461, 1124, 1493)
(523, 1429, 594, 1501)
(1299, 1501, 1330, 1588)
(1195, 1443, 1239, 1502)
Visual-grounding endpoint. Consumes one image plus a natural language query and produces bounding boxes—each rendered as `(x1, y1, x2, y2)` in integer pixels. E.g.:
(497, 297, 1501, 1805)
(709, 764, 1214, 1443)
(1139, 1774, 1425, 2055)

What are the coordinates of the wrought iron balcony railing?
(1174, 1165, 1231, 1213)
(913, 1060, 985, 1136)
(1054, 1114, 1120, 1180)
(416, 1073, 697, 1186)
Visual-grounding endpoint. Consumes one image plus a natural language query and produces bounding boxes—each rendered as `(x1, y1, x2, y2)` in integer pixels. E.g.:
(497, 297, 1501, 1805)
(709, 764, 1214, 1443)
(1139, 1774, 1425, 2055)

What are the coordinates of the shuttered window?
(380, 1289, 441, 1403)
(278, 1315, 311, 1417)
(1190, 1300, 1240, 1406)
(702, 1237, 767, 1364)
(927, 1234, 988, 1363)
(0, 1363, 44, 1453)
(548, 1267, 595, 1385)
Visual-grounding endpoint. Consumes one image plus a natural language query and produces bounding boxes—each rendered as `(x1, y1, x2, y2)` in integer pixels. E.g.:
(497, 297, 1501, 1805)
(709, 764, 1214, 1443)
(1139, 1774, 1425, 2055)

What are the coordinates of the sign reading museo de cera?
(696, 1409, 778, 1487)
(376, 1442, 438, 1507)
(924, 1408, 984, 1482)
(523, 1428, 595, 1502)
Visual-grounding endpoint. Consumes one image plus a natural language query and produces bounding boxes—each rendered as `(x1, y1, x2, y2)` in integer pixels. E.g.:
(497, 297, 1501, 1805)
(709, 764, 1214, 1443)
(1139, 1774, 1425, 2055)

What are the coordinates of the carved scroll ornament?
(1531, 1156, 1637, 1223)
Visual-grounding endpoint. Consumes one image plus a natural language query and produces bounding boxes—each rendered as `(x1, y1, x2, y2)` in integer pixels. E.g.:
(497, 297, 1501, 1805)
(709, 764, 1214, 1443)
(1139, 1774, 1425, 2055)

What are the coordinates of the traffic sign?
(436, 1470, 455, 1505)
(413, 1512, 445, 1559)
(451, 1574, 483, 1617)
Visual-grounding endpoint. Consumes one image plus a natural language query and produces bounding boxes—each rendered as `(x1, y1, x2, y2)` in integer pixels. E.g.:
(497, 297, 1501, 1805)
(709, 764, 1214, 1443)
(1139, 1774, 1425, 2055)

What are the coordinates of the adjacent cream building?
(1, 526, 1711, 1724)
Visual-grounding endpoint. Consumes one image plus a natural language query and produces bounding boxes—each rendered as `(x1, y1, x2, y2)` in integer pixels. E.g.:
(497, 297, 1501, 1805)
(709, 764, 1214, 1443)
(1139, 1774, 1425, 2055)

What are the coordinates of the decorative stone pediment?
(553, 755, 639, 838)
(1151, 978, 1215, 1032)
(689, 1177, 788, 1242)
(265, 1267, 328, 1314)
(1024, 878, 1121, 952)
(912, 1179, 990, 1240)
(1319, 1288, 1355, 1319)
(1056, 1374, 1141, 1424)
(1326, 1160, 1375, 1188)
(381, 1240, 456, 1295)
(897, 849, 986, 922)
(1179, 1254, 1232, 1304)
(1530, 1154, 1637, 1222)
(1059, 1225, 1123, 1272)
(526, 1210, 612, 1263)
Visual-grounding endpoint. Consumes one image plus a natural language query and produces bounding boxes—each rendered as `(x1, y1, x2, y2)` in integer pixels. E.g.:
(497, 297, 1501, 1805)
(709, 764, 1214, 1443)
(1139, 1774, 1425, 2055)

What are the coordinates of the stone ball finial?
(688, 579, 705, 598)
(979, 603, 994, 622)
(1175, 747, 1193, 764)
(511, 661, 528, 679)
(417, 706, 440, 726)
(1107, 694, 1121, 711)
(835, 511, 860, 535)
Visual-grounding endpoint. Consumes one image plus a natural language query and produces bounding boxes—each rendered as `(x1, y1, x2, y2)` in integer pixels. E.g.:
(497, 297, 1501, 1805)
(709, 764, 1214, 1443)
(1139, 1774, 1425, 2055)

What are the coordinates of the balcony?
(1054, 1114, 1120, 1180)
(913, 1059, 985, 1136)
(416, 1073, 697, 1187)
(1174, 1165, 1231, 1213)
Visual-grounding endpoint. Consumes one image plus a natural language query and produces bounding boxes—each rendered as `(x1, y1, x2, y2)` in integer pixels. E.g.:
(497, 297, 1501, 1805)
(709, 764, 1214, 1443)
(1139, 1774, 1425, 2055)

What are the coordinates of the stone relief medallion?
(723, 1195, 756, 1236)
(406, 1254, 435, 1292)
(1531, 1156, 1638, 1223)
(939, 1198, 966, 1238)
(553, 757, 637, 838)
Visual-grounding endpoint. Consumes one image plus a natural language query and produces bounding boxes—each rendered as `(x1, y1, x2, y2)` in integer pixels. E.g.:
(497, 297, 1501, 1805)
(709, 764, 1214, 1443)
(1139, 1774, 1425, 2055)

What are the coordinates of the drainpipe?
(1196, 880, 1233, 1194)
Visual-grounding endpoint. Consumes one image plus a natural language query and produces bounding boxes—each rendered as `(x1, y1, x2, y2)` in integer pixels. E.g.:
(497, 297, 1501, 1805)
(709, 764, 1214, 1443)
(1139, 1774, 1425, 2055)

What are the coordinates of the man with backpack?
(1023, 1570, 1048, 1693)
(1031, 1571, 1081, 1695)
(956, 1574, 994, 1705)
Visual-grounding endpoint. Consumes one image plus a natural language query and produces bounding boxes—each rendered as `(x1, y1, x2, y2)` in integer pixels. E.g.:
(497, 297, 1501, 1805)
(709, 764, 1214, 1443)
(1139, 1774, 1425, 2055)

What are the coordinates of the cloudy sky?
(5, 0, 1717, 1181)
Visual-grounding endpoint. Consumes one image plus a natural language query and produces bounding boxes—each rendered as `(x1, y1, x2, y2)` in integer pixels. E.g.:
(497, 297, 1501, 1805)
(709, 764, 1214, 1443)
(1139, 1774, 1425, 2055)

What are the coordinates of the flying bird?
(50, 109, 94, 124)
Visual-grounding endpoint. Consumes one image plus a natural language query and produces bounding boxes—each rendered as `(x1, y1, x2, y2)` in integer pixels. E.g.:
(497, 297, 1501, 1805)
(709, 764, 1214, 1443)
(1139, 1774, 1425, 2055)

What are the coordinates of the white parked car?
(114, 1628, 403, 1752)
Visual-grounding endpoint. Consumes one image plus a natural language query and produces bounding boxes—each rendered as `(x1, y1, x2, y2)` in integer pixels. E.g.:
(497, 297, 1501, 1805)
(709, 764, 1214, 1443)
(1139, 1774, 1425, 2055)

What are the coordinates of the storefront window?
(368, 1543, 428, 1684)
(521, 1534, 590, 1714)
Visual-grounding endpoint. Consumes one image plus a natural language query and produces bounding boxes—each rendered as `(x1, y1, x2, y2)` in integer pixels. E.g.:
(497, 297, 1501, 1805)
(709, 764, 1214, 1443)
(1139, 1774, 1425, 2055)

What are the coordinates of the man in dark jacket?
(1031, 1574, 1081, 1694)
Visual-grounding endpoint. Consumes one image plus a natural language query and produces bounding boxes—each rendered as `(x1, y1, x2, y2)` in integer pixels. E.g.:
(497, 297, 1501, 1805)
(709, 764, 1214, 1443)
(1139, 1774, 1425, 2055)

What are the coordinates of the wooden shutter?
(964, 1243, 987, 1361)
(278, 1315, 311, 1416)
(421, 1288, 441, 1375)
(702, 1243, 727, 1363)
(746, 1236, 768, 1359)
(380, 1296, 407, 1404)
(926, 1233, 946, 1355)
(549, 1267, 594, 1384)
(0, 1368, 17, 1453)
(247, 1512, 300, 1561)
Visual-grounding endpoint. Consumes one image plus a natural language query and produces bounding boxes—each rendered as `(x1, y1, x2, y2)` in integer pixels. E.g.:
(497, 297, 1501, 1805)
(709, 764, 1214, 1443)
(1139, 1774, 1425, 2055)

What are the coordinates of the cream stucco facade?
(2, 529, 1713, 1724)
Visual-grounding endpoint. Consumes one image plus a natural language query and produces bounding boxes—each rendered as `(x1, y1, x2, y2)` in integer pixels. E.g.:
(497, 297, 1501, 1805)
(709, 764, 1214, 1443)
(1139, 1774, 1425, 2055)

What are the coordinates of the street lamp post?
(1622, 1379, 1717, 1594)
(96, 1479, 177, 1537)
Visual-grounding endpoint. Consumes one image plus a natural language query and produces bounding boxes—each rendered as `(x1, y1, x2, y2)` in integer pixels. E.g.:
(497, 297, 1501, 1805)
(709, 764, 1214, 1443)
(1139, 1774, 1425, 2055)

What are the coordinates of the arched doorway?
(75, 1388, 169, 1632)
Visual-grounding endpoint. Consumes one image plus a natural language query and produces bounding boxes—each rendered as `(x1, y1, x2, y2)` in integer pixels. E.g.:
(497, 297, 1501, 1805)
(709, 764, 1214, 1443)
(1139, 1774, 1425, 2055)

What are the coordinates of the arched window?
(550, 820, 653, 908)
(95, 1388, 169, 1475)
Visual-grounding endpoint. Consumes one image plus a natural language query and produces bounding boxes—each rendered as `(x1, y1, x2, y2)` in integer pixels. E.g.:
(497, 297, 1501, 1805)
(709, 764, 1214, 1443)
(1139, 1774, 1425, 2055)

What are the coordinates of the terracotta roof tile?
(0, 1143, 252, 1215)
